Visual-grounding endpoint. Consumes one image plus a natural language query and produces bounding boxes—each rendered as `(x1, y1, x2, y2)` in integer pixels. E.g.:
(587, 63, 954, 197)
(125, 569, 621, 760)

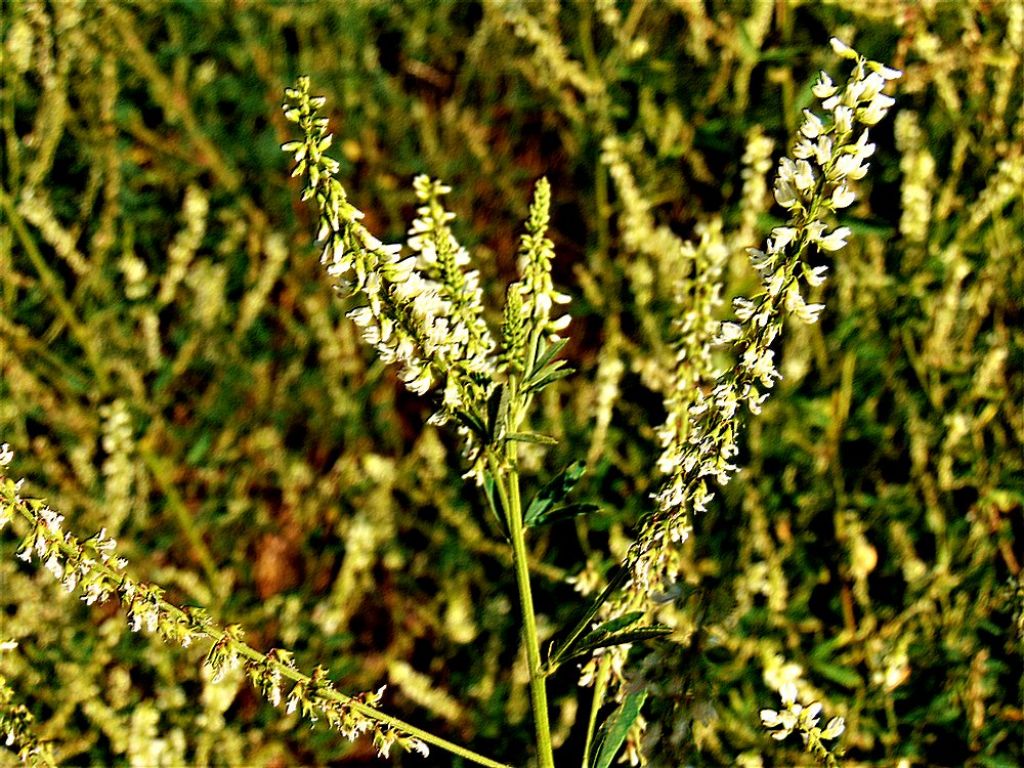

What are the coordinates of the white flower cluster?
(282, 79, 497, 442)
(283, 80, 576, 493)
(99, 398, 135, 532)
(11, 502, 127, 599)
(738, 127, 776, 245)
(157, 184, 209, 306)
(123, 580, 163, 634)
(503, 5, 603, 111)
(633, 39, 900, 593)
(651, 220, 731, 556)
(406, 174, 496, 422)
(894, 110, 936, 246)
(376, 724, 430, 760)
(600, 135, 682, 262)
(408, 176, 492, 350)
(761, 682, 846, 750)
(515, 177, 571, 342)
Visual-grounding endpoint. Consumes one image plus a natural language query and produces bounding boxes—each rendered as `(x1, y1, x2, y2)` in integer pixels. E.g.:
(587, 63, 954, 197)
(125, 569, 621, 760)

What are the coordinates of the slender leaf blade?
(453, 407, 489, 441)
(530, 502, 601, 527)
(505, 431, 559, 446)
(592, 690, 648, 768)
(485, 384, 507, 441)
(524, 366, 575, 394)
(524, 460, 587, 527)
(482, 471, 508, 539)
(583, 611, 645, 639)
(529, 336, 569, 377)
(565, 626, 673, 663)
(546, 566, 629, 670)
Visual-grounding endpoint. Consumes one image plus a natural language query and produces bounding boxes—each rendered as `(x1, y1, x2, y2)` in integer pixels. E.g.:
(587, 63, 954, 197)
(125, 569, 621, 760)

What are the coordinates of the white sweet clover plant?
(579, 38, 900, 766)
(634, 38, 901, 592)
(0, 37, 898, 768)
(281, 74, 572, 767)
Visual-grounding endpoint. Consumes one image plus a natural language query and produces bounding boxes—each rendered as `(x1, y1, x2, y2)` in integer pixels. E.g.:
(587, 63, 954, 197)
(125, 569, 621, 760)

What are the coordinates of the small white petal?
(800, 110, 825, 139)
(821, 716, 846, 739)
(858, 93, 895, 126)
(812, 72, 838, 99)
(832, 184, 856, 209)
(769, 227, 798, 252)
(830, 38, 858, 59)
(819, 226, 852, 252)
(869, 62, 902, 80)
(834, 105, 854, 134)
(773, 180, 798, 209)
(780, 682, 798, 706)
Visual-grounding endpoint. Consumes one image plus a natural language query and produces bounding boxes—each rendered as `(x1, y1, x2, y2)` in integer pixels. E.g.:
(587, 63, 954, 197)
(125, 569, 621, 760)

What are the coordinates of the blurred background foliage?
(0, 0, 1020, 766)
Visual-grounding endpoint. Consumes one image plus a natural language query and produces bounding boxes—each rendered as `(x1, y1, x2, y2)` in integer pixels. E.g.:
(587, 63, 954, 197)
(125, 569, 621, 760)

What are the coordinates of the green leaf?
(186, 431, 213, 465)
(591, 690, 648, 768)
(529, 502, 601, 527)
(482, 471, 508, 539)
(978, 755, 1024, 768)
(485, 384, 510, 441)
(522, 336, 573, 393)
(585, 611, 645, 638)
(505, 431, 559, 446)
(528, 337, 569, 378)
(523, 365, 575, 394)
(565, 626, 672, 663)
(452, 407, 488, 442)
(524, 460, 587, 528)
(809, 659, 863, 690)
(755, 46, 804, 63)
(546, 566, 629, 671)
(843, 216, 895, 237)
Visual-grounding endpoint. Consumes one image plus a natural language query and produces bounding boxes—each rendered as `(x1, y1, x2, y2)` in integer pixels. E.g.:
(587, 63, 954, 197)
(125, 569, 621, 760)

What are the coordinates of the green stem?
(581, 655, 611, 768)
(487, 427, 555, 768)
(225, 638, 511, 768)
(505, 462, 556, 768)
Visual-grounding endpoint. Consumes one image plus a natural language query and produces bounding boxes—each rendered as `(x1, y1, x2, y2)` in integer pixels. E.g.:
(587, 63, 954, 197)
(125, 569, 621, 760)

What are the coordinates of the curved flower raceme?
(0, 447, 485, 764)
(281, 78, 498, 454)
(633, 39, 901, 594)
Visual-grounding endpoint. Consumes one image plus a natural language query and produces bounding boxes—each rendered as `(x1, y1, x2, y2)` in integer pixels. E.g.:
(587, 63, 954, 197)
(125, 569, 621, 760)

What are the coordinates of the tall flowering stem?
(484, 177, 569, 768)
(283, 79, 568, 768)
(635, 38, 901, 593)
(0, 450, 511, 768)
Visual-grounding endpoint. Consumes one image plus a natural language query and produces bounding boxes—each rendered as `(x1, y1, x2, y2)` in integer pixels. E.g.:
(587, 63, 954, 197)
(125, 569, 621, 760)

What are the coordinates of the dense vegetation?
(1, 2, 1020, 766)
